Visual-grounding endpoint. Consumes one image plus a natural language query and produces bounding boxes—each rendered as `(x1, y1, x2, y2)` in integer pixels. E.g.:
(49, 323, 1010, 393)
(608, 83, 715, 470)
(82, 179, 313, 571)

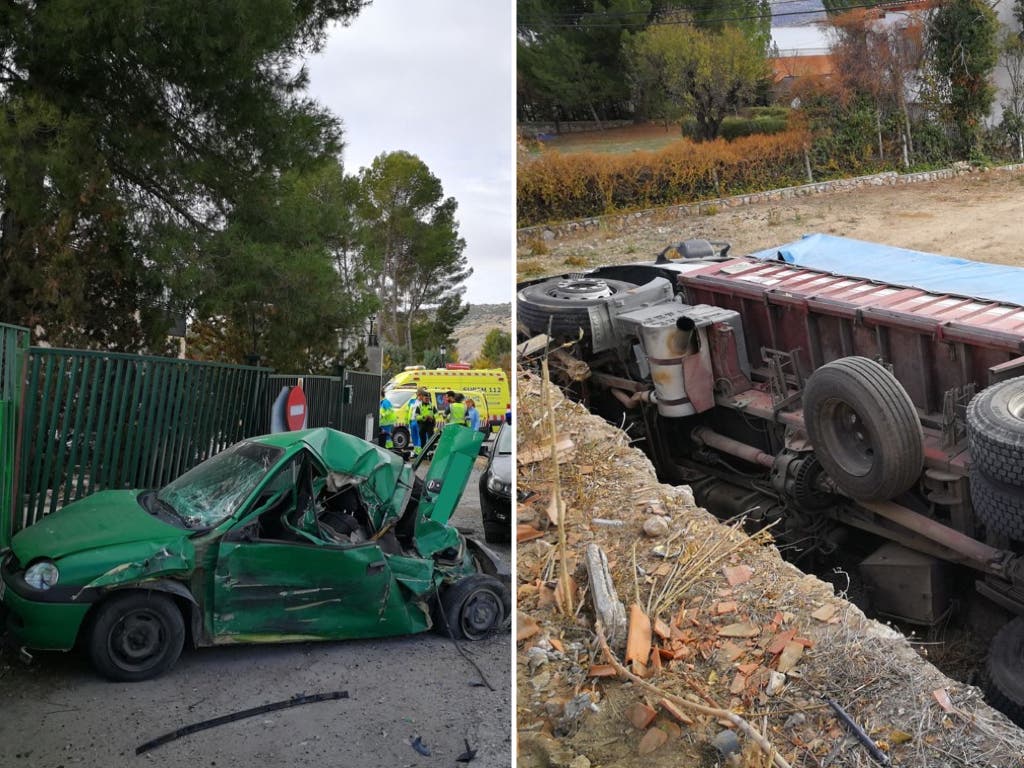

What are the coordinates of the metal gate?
(0, 323, 29, 546)
(343, 370, 382, 440)
(15, 349, 268, 532)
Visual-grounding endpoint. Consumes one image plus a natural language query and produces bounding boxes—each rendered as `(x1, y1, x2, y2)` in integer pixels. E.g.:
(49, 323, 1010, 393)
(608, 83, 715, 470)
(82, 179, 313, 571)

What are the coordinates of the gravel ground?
(0, 463, 511, 768)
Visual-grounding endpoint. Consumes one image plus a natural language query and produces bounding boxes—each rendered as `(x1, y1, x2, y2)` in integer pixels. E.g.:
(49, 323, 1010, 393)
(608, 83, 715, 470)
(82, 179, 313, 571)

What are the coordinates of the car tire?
(803, 356, 923, 501)
(984, 616, 1024, 725)
(517, 277, 637, 349)
(968, 377, 1024, 487)
(969, 467, 1024, 540)
(87, 592, 185, 682)
(436, 574, 509, 641)
(391, 426, 410, 451)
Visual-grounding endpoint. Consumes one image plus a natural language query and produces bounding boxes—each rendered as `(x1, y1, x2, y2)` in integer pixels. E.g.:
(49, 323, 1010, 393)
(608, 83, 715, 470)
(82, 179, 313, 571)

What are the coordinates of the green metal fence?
(0, 323, 29, 546)
(15, 348, 269, 532)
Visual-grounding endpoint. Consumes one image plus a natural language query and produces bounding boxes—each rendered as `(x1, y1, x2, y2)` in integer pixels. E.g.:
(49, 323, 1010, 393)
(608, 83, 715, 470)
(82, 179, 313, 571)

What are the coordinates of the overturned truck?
(519, 233, 1024, 722)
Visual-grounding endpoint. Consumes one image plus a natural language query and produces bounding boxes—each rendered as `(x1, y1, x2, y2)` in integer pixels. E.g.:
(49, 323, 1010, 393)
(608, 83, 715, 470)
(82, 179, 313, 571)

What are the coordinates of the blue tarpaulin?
(749, 233, 1024, 307)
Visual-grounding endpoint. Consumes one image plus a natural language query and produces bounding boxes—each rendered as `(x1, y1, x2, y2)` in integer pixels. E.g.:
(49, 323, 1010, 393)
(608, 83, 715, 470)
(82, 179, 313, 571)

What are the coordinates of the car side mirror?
(479, 445, 489, 457)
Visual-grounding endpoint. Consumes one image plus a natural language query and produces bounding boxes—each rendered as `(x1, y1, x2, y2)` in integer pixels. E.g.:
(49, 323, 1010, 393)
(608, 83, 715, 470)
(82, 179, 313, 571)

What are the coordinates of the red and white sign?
(285, 385, 307, 431)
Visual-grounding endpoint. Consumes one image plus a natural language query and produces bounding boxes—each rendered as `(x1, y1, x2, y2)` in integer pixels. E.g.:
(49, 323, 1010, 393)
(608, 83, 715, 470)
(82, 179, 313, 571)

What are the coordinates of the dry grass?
(515, 370, 1024, 768)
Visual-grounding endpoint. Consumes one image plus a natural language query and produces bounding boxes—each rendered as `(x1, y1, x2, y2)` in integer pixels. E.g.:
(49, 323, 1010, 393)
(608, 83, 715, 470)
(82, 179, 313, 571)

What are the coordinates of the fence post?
(0, 324, 29, 548)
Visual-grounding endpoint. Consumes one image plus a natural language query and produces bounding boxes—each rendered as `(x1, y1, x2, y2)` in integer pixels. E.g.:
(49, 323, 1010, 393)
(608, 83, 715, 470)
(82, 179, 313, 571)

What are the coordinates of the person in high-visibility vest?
(408, 395, 421, 456)
(416, 389, 436, 448)
(379, 397, 396, 449)
(448, 392, 467, 426)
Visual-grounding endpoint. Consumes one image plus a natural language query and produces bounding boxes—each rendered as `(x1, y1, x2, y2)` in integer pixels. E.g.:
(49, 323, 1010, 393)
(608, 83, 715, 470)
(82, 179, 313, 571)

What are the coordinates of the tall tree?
(189, 160, 377, 373)
(0, 0, 366, 348)
(830, 13, 924, 162)
(517, 0, 652, 124)
(474, 328, 512, 377)
(657, 0, 772, 53)
(626, 23, 768, 139)
(927, 0, 1000, 157)
(356, 152, 470, 355)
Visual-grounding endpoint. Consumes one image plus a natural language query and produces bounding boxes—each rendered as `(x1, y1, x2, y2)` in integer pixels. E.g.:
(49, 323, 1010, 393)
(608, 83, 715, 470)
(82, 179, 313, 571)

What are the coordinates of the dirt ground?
(0, 464, 511, 768)
(515, 171, 1024, 767)
(517, 169, 1024, 280)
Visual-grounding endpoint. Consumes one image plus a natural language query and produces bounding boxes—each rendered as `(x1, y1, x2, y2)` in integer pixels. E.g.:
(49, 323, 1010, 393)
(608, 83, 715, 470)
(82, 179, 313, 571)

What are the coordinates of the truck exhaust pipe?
(691, 426, 775, 468)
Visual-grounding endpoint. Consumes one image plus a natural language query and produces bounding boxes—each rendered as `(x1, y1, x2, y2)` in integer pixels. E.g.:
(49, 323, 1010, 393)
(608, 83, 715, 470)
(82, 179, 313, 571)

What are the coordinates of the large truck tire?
(802, 357, 923, 501)
(516, 277, 637, 349)
(969, 467, 1024, 540)
(984, 616, 1024, 726)
(967, 377, 1024, 487)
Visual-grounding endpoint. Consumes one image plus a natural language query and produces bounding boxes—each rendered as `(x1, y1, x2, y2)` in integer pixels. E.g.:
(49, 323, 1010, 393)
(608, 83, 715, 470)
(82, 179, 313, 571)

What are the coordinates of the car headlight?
(486, 475, 510, 495)
(24, 560, 59, 590)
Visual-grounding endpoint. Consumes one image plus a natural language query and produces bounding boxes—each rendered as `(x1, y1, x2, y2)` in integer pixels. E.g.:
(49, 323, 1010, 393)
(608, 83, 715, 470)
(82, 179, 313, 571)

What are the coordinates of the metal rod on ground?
(824, 697, 891, 766)
(542, 356, 573, 615)
(135, 691, 350, 754)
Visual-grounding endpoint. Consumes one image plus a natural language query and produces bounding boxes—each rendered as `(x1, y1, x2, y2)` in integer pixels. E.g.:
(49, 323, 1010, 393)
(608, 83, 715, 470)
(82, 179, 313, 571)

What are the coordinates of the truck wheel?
(436, 574, 509, 640)
(802, 357, 923, 501)
(984, 616, 1024, 725)
(968, 377, 1024, 487)
(391, 426, 410, 451)
(87, 592, 185, 682)
(969, 468, 1024, 540)
(517, 277, 636, 349)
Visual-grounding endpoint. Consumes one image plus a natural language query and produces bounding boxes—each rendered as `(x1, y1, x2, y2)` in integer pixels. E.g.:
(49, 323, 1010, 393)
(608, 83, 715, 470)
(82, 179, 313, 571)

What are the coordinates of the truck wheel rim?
(109, 609, 166, 670)
(821, 400, 873, 477)
(549, 279, 615, 301)
(1008, 392, 1024, 422)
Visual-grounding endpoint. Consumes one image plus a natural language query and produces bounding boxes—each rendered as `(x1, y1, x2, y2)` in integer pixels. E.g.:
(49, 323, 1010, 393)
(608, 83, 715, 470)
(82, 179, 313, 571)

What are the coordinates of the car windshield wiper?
(154, 496, 191, 528)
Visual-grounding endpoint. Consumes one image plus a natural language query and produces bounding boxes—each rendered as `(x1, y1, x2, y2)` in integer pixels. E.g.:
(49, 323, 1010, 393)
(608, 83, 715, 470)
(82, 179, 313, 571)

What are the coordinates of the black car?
(479, 424, 511, 543)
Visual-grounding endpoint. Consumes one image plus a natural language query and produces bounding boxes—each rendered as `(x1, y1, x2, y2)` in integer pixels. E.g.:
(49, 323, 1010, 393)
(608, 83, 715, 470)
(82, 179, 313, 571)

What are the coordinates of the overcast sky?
(306, 1, 513, 305)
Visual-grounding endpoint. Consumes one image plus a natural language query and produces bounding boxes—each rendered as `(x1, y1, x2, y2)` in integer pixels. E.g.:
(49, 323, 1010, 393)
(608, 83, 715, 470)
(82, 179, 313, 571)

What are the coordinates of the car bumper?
(480, 489, 511, 526)
(1, 558, 91, 651)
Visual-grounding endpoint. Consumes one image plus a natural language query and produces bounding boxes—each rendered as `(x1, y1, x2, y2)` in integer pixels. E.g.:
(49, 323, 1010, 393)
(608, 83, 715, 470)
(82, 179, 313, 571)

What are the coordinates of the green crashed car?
(0, 425, 509, 681)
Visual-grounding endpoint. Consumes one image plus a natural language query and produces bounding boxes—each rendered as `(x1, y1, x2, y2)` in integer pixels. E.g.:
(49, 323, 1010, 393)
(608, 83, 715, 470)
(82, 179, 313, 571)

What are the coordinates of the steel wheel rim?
(108, 609, 167, 672)
(820, 399, 873, 477)
(460, 589, 502, 639)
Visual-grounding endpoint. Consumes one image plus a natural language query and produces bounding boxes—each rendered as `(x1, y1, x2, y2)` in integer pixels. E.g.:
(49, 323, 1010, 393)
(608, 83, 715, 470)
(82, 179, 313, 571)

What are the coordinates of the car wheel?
(392, 426, 410, 451)
(802, 356, 923, 501)
(87, 592, 185, 682)
(436, 574, 509, 641)
(968, 377, 1024, 487)
(984, 616, 1024, 726)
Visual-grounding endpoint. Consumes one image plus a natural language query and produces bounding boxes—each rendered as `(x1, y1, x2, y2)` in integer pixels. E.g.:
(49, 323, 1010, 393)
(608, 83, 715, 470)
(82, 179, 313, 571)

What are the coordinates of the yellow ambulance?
(383, 366, 510, 451)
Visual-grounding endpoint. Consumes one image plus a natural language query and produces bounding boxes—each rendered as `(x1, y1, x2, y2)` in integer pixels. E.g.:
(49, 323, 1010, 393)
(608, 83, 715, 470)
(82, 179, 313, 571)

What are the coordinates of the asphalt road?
(0, 465, 511, 768)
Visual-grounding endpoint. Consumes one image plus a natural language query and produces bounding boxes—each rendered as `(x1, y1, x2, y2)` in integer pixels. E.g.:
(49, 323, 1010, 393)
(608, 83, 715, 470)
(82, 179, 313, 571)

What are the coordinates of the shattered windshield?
(157, 441, 283, 528)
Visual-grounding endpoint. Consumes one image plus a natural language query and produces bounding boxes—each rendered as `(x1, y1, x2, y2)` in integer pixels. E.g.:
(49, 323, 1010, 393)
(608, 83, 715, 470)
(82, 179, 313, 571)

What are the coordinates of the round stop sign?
(285, 386, 307, 431)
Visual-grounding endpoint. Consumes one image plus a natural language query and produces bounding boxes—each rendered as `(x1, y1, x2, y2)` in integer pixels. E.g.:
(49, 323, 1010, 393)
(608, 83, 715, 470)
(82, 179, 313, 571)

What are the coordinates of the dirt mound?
(515, 371, 1024, 768)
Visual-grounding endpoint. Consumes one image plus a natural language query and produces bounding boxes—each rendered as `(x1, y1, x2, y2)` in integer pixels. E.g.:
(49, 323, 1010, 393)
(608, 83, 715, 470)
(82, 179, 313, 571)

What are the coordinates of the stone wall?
(517, 162, 1024, 245)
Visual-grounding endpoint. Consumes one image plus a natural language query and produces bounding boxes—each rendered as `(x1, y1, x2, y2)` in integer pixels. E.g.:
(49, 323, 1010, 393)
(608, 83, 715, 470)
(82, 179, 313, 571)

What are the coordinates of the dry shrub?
(517, 129, 810, 226)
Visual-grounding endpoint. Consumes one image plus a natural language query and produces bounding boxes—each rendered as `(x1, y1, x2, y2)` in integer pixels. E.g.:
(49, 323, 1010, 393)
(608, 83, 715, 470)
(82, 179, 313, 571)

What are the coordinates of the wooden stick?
(542, 356, 573, 615)
(596, 622, 793, 768)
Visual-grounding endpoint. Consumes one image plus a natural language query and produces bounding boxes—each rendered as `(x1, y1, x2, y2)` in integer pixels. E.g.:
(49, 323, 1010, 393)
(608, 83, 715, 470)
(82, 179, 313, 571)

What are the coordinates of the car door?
(412, 425, 484, 557)
(210, 450, 395, 641)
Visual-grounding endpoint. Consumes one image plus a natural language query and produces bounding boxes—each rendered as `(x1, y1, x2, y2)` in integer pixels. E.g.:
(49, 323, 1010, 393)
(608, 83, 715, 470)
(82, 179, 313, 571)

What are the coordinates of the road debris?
(408, 734, 431, 756)
(135, 691, 350, 754)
